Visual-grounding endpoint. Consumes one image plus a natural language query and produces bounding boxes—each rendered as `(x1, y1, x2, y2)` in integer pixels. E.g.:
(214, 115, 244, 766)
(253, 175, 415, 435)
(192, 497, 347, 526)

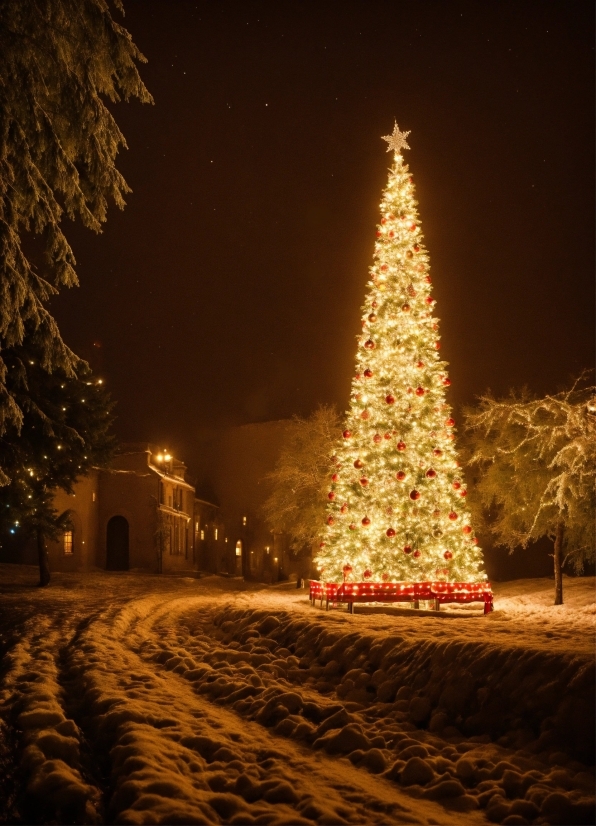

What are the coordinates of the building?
(5, 444, 220, 575)
(207, 421, 313, 583)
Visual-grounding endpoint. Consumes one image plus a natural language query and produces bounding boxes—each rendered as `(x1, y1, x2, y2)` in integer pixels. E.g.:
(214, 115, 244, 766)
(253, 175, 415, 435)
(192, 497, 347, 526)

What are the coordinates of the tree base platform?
(309, 580, 493, 615)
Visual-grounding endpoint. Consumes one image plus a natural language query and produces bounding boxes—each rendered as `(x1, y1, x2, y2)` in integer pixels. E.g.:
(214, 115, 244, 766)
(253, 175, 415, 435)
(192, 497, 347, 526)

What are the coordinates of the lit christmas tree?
(316, 124, 487, 586)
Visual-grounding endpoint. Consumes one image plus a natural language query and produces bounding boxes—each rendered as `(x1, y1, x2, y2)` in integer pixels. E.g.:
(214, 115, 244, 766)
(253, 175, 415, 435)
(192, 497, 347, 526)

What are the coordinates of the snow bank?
(0, 568, 593, 825)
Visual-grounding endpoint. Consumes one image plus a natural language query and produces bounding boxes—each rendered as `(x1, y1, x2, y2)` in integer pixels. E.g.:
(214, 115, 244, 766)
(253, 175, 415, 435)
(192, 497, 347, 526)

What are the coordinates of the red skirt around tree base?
(309, 580, 493, 615)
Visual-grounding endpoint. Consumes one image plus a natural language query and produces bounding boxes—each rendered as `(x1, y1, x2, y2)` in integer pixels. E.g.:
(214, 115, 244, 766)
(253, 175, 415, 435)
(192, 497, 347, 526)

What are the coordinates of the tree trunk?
(553, 521, 564, 605)
(37, 528, 50, 587)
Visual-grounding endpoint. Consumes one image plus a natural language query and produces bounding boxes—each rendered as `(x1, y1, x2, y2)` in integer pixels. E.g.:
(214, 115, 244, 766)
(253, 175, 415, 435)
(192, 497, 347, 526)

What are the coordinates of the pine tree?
(0, 0, 151, 455)
(316, 124, 487, 585)
(0, 331, 116, 585)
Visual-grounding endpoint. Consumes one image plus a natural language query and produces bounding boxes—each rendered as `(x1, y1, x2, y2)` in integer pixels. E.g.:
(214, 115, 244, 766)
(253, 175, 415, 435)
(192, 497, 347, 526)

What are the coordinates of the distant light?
(164, 453, 172, 461)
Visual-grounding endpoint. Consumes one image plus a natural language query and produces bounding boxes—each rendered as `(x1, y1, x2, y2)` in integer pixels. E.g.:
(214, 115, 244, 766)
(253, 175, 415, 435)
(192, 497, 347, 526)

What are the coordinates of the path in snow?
(0, 567, 594, 825)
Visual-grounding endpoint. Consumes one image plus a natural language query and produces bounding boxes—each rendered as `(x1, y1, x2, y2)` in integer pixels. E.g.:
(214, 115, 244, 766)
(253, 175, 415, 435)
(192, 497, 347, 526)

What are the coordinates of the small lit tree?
(0, 333, 115, 585)
(263, 406, 341, 553)
(316, 125, 486, 584)
(463, 375, 596, 604)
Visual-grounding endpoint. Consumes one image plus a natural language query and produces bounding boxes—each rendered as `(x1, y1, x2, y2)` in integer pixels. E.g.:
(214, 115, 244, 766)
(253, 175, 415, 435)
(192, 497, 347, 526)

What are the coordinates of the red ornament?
(448, 511, 458, 521)
(360, 477, 369, 486)
(403, 545, 412, 554)
(389, 213, 395, 220)
(386, 528, 396, 537)
(442, 377, 451, 386)
(415, 386, 425, 397)
(380, 217, 387, 225)
(406, 250, 413, 259)
(433, 449, 442, 458)
(340, 503, 348, 513)
(373, 433, 382, 444)
(408, 285, 417, 296)
(361, 409, 370, 420)
(384, 432, 391, 440)
(388, 230, 395, 238)
(472, 537, 479, 545)
(363, 368, 373, 378)
(385, 394, 395, 404)
(452, 480, 461, 490)
(349, 523, 357, 530)
(416, 360, 424, 368)
(402, 303, 410, 312)
(410, 490, 420, 501)
(319, 542, 325, 548)
(462, 525, 472, 535)
(376, 230, 382, 238)
(328, 492, 336, 500)
(435, 341, 441, 350)
(459, 489, 468, 497)
(363, 569, 372, 579)
(361, 516, 371, 526)
(367, 314, 377, 323)
(396, 470, 406, 481)
(414, 244, 420, 252)
(343, 564, 352, 572)
(410, 223, 417, 231)
(443, 551, 453, 560)
(343, 430, 351, 439)
(364, 339, 375, 349)
(372, 300, 378, 308)
(381, 572, 390, 582)
(445, 417, 455, 427)
(354, 459, 364, 469)
(425, 468, 437, 478)
(413, 549, 421, 558)
(397, 441, 406, 451)
(327, 516, 335, 525)
(331, 474, 339, 483)
(425, 275, 432, 283)
(432, 509, 441, 518)
(380, 264, 388, 271)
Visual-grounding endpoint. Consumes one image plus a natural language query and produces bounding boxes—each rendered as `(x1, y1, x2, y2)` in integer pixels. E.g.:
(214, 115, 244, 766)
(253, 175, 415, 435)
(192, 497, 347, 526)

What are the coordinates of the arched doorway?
(106, 515, 129, 571)
(235, 540, 243, 576)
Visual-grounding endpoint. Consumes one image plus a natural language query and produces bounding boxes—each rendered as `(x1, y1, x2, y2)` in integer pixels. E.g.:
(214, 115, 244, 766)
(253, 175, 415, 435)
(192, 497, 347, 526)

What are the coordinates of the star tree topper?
(382, 122, 411, 154)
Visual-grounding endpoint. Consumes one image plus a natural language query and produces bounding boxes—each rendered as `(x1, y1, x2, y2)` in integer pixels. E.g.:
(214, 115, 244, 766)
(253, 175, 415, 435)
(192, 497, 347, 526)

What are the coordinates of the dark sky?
(51, 0, 594, 473)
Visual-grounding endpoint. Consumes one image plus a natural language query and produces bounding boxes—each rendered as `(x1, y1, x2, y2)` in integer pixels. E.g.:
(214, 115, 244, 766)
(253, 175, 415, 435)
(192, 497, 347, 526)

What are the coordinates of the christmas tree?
(316, 124, 487, 585)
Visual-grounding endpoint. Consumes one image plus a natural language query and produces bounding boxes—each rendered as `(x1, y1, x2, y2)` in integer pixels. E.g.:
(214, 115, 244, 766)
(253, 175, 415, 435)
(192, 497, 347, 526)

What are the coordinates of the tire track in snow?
(72, 594, 486, 825)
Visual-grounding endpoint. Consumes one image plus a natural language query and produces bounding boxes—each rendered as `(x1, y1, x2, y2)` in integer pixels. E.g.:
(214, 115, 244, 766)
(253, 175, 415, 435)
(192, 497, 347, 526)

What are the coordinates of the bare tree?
(464, 374, 595, 604)
(262, 406, 341, 554)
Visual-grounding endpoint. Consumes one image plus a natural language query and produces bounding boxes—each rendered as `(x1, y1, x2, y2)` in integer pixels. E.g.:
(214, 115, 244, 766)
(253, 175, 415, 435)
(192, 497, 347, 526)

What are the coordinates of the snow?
(0, 565, 594, 825)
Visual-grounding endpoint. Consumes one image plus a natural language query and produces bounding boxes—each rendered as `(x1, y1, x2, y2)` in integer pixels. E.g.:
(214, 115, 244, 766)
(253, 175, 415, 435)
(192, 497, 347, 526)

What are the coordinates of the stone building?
(9, 444, 220, 575)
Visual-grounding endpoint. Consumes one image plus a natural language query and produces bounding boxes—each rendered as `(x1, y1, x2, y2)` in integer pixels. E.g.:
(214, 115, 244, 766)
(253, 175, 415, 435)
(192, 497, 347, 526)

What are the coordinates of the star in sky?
(382, 122, 411, 154)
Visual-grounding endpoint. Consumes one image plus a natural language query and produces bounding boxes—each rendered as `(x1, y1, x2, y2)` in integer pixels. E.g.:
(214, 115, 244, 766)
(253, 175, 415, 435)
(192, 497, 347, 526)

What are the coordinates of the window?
(242, 515, 247, 526)
(235, 541, 242, 557)
(92, 492, 96, 502)
(63, 530, 73, 555)
(214, 528, 218, 541)
(195, 521, 199, 533)
(200, 530, 205, 540)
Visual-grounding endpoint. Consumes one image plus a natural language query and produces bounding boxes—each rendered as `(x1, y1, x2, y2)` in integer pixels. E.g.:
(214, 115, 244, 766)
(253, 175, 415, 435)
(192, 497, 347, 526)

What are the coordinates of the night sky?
(51, 0, 594, 474)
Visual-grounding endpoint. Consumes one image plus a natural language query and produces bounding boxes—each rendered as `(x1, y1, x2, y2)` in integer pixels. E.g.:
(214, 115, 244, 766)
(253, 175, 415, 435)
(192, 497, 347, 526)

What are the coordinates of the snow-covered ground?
(0, 566, 593, 825)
